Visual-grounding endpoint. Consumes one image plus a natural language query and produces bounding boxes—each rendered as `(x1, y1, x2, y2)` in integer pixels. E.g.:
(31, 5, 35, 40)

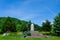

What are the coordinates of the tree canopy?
(53, 13, 60, 36)
(42, 20, 51, 32)
(0, 17, 40, 33)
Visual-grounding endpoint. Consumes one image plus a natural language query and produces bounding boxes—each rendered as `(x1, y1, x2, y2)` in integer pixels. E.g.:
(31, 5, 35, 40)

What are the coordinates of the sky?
(0, 0, 60, 26)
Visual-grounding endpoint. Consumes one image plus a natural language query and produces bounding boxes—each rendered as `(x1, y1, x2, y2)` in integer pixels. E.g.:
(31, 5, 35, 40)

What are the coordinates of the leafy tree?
(42, 20, 51, 32)
(20, 22, 28, 32)
(34, 24, 41, 31)
(0, 17, 41, 33)
(16, 24, 21, 32)
(2, 17, 16, 33)
(53, 13, 60, 36)
(28, 20, 32, 31)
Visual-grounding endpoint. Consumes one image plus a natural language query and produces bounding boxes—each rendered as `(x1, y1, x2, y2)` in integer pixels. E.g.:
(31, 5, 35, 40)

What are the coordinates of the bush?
(23, 31, 31, 36)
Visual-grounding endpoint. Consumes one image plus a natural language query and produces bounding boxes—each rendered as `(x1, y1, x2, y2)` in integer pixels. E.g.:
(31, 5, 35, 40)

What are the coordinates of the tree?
(2, 17, 16, 33)
(34, 24, 41, 31)
(42, 20, 51, 32)
(20, 22, 28, 32)
(0, 17, 41, 34)
(28, 20, 32, 31)
(53, 13, 60, 36)
(16, 24, 21, 32)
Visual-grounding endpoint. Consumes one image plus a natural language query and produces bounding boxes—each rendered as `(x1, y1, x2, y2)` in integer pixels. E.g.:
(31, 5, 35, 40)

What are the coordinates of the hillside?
(0, 17, 40, 33)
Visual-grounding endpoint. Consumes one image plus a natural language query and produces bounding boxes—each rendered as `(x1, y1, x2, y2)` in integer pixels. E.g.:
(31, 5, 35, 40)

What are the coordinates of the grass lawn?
(0, 37, 60, 40)
(0, 35, 60, 40)
(0, 32, 60, 40)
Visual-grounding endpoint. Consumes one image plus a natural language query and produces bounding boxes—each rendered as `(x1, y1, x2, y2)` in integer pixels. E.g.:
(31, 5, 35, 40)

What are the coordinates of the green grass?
(0, 32, 60, 40)
(0, 37, 60, 40)
(8, 32, 23, 36)
(0, 34, 60, 40)
(39, 31, 52, 35)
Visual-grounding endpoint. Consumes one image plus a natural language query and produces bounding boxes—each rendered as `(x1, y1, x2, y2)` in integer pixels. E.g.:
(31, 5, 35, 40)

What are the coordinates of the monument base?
(25, 31, 49, 38)
(25, 24, 49, 38)
(30, 31, 40, 36)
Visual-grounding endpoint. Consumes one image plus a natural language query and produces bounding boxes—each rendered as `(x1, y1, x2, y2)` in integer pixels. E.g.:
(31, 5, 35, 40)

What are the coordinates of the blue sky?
(0, 0, 60, 25)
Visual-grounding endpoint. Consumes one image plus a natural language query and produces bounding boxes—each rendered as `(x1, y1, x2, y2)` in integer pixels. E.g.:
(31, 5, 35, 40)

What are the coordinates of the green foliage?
(2, 17, 16, 33)
(16, 24, 21, 32)
(23, 31, 31, 36)
(42, 20, 51, 32)
(53, 13, 60, 36)
(27, 20, 32, 31)
(20, 23, 28, 32)
(0, 17, 40, 33)
(34, 24, 41, 31)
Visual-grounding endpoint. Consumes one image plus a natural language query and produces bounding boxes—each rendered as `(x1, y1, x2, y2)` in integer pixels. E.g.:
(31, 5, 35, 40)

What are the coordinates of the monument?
(30, 24, 35, 36)
(26, 23, 49, 38)
(31, 24, 34, 31)
(30, 23, 41, 37)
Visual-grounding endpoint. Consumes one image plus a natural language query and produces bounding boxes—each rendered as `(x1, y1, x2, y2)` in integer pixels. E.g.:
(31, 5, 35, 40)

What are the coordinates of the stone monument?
(26, 23, 49, 38)
(31, 24, 34, 31)
(30, 24, 35, 36)
(30, 23, 39, 36)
